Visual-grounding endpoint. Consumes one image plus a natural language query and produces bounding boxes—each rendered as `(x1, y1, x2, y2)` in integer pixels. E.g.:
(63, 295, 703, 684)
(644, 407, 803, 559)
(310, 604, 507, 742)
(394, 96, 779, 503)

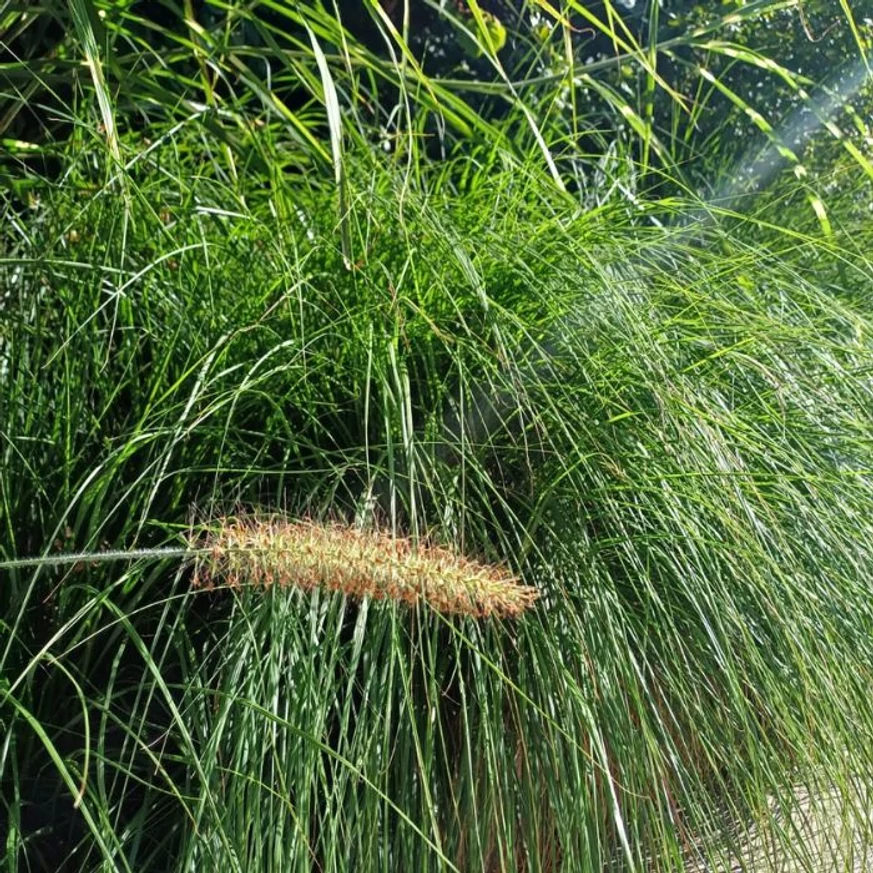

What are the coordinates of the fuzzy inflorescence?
(190, 516, 538, 619)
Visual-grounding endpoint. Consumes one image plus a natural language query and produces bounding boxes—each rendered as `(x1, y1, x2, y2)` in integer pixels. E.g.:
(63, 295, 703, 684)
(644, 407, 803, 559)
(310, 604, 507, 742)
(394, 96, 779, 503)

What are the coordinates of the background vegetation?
(2, 1, 873, 870)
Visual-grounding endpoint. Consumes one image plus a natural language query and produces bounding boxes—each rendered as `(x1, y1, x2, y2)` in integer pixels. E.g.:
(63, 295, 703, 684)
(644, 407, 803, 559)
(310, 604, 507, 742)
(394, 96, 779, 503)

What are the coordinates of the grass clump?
(2, 2, 873, 871)
(4, 150, 873, 871)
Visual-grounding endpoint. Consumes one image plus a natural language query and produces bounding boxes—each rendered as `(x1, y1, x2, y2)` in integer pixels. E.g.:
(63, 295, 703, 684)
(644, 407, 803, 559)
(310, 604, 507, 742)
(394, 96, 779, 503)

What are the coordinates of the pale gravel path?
(684, 779, 873, 873)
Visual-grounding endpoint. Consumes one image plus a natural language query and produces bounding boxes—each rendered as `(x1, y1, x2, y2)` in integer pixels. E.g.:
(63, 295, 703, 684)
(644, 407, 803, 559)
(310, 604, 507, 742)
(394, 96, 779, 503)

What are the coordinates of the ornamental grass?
(190, 516, 538, 619)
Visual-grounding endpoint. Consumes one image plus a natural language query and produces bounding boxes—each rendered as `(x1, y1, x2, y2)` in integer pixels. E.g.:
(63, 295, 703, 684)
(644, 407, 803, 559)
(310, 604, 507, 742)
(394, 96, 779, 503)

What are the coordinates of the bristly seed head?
(190, 515, 538, 619)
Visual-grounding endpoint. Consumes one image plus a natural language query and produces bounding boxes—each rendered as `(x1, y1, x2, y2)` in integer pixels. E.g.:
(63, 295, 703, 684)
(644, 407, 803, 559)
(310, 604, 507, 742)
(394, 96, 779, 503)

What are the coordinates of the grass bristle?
(190, 515, 538, 618)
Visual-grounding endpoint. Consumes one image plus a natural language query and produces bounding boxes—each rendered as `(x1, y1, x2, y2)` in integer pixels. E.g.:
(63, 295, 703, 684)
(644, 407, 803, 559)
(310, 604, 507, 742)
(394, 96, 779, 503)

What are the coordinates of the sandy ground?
(683, 779, 873, 873)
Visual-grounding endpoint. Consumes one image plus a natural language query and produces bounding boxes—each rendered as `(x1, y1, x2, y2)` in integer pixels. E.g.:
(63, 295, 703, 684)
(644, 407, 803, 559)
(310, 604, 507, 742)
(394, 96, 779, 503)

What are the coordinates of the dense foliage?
(2, 2, 873, 871)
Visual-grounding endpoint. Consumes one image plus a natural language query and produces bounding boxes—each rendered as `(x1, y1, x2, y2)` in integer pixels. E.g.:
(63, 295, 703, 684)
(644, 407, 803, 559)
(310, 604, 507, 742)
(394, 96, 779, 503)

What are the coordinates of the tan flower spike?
(191, 515, 537, 619)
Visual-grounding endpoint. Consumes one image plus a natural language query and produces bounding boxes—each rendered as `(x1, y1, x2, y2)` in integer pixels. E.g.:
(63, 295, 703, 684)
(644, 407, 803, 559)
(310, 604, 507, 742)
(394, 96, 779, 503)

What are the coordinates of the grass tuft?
(2, 2, 873, 869)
